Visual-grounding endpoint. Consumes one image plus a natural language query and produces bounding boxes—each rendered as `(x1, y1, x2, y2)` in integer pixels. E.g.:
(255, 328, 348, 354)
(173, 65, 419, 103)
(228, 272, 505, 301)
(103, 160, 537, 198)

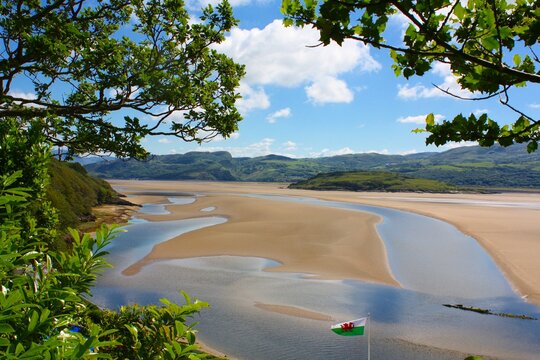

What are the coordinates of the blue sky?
(10, 0, 540, 158)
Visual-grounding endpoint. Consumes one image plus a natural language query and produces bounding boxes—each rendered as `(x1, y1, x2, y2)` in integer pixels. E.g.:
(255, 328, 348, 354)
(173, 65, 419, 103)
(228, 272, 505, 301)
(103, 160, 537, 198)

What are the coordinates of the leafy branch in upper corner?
(0, 0, 245, 159)
(282, 0, 540, 151)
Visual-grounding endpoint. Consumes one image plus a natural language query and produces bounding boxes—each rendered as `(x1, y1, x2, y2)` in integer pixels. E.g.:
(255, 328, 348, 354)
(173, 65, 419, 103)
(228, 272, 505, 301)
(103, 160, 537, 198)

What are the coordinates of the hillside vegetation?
(47, 159, 130, 230)
(289, 171, 458, 192)
(86, 144, 540, 188)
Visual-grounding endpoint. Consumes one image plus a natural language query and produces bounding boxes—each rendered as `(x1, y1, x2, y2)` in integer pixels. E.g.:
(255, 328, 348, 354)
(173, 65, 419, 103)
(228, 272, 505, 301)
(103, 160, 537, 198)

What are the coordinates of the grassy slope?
(47, 159, 129, 230)
(289, 171, 458, 192)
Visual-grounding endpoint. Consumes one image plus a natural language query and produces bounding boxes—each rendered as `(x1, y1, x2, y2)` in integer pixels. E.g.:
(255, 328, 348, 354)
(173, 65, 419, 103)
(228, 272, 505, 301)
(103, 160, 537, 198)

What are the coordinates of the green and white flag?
(331, 317, 367, 336)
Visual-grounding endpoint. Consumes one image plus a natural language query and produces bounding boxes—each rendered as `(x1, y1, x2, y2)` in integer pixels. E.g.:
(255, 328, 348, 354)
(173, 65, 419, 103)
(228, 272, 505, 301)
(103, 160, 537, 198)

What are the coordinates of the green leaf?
(426, 113, 435, 127)
(454, 3, 465, 19)
(15, 342, 25, 355)
(527, 141, 538, 153)
(28, 310, 39, 333)
(513, 54, 522, 66)
(481, 36, 499, 51)
(0, 323, 15, 333)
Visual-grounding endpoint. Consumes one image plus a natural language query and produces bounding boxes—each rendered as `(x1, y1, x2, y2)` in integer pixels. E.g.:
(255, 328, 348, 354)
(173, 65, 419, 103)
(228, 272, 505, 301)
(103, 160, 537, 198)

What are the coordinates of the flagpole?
(368, 313, 371, 360)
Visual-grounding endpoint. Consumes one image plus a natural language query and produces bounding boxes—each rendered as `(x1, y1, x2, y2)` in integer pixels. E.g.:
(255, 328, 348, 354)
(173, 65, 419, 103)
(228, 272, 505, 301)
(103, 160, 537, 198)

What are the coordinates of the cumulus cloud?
(157, 138, 171, 144)
(196, 138, 276, 157)
(399, 149, 418, 155)
(236, 83, 270, 114)
(530, 103, 540, 109)
(8, 91, 37, 100)
(397, 63, 472, 100)
(196, 130, 240, 143)
(397, 113, 445, 124)
(267, 107, 292, 123)
(310, 147, 355, 157)
(473, 109, 489, 115)
(282, 141, 297, 151)
(306, 77, 354, 104)
(216, 20, 380, 103)
(441, 141, 478, 150)
(187, 0, 254, 9)
(7, 90, 45, 108)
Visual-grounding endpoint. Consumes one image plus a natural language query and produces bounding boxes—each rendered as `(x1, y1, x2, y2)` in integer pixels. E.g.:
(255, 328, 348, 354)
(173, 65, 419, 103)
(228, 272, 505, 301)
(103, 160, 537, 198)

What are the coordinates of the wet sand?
(122, 193, 398, 287)
(111, 180, 540, 306)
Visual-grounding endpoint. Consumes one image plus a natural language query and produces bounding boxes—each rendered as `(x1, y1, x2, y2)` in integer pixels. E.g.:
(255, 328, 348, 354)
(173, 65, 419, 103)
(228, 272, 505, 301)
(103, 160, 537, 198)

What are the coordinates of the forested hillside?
(48, 159, 131, 230)
(86, 144, 540, 188)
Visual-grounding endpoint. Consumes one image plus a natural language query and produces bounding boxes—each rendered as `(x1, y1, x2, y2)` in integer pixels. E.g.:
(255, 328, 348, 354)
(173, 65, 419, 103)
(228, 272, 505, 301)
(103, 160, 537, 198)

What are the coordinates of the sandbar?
(122, 192, 399, 287)
(111, 180, 540, 306)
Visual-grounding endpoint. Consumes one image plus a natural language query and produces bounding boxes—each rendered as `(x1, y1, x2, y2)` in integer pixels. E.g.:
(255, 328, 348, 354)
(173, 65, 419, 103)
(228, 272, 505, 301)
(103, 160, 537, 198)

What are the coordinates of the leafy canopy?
(282, 0, 540, 152)
(0, 0, 245, 159)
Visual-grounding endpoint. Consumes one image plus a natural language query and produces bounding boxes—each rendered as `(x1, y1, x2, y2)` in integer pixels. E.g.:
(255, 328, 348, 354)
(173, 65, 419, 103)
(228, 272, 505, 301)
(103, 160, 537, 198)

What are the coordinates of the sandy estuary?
(92, 180, 540, 360)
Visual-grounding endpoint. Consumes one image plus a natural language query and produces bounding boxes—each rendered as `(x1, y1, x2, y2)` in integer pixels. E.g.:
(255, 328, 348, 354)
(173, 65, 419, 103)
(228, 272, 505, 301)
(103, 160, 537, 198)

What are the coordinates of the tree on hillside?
(0, 0, 244, 159)
(282, 0, 540, 152)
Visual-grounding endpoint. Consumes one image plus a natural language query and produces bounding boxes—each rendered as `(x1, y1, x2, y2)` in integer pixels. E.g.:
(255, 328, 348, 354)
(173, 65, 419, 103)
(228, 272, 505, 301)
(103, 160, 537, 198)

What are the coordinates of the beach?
(111, 180, 540, 307)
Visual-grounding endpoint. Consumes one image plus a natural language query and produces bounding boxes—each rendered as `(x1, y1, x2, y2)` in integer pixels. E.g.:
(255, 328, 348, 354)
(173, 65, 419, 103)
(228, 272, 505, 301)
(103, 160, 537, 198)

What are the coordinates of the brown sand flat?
(122, 193, 398, 287)
(111, 180, 540, 306)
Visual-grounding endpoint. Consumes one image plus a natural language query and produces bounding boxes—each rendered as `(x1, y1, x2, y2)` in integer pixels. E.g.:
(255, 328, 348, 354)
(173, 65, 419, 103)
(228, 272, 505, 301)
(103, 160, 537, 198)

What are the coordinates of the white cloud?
(8, 91, 36, 100)
(530, 103, 540, 109)
(282, 141, 297, 151)
(196, 138, 276, 157)
(187, 0, 253, 8)
(236, 83, 270, 114)
(306, 76, 354, 104)
(474, 109, 489, 115)
(389, 12, 412, 38)
(211, 132, 240, 142)
(216, 20, 380, 101)
(364, 149, 390, 155)
(158, 138, 171, 144)
(197, 130, 240, 143)
(397, 114, 445, 124)
(441, 141, 478, 150)
(267, 107, 292, 123)
(397, 62, 472, 100)
(399, 149, 418, 155)
(310, 147, 355, 157)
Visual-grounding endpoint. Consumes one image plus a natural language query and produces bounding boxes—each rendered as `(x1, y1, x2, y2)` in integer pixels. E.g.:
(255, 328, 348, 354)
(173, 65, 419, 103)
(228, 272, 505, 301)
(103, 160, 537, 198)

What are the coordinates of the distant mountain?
(72, 155, 116, 165)
(85, 144, 540, 188)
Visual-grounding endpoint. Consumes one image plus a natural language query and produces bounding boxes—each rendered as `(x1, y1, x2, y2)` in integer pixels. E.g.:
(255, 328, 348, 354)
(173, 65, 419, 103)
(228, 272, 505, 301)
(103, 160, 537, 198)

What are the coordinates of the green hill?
(47, 159, 131, 230)
(289, 171, 458, 192)
(85, 144, 540, 188)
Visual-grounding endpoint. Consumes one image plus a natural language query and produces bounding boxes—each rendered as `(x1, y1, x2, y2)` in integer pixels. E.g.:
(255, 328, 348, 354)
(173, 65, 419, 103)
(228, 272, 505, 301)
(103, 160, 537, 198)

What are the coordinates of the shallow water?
(93, 194, 540, 360)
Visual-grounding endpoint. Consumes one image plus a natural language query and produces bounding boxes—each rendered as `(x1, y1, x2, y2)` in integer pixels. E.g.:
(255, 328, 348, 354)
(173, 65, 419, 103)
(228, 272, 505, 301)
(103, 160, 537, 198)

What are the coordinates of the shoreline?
(110, 179, 540, 307)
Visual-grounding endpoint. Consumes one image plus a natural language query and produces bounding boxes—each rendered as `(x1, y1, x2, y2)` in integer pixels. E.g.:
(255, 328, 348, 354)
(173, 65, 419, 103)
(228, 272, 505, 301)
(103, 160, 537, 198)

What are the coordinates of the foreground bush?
(0, 120, 211, 359)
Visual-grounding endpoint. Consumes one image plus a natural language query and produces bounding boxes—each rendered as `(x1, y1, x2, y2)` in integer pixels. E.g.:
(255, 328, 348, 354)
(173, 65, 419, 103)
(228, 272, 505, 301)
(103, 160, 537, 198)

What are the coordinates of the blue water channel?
(92, 193, 540, 360)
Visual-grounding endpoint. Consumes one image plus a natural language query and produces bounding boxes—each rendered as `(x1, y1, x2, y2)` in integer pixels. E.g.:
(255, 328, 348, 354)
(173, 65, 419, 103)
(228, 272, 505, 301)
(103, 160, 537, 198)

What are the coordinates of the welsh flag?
(331, 317, 367, 336)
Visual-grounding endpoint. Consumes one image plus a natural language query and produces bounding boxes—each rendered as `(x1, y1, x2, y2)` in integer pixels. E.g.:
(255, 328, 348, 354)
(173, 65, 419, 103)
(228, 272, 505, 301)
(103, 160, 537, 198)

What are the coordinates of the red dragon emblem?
(341, 322, 355, 332)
